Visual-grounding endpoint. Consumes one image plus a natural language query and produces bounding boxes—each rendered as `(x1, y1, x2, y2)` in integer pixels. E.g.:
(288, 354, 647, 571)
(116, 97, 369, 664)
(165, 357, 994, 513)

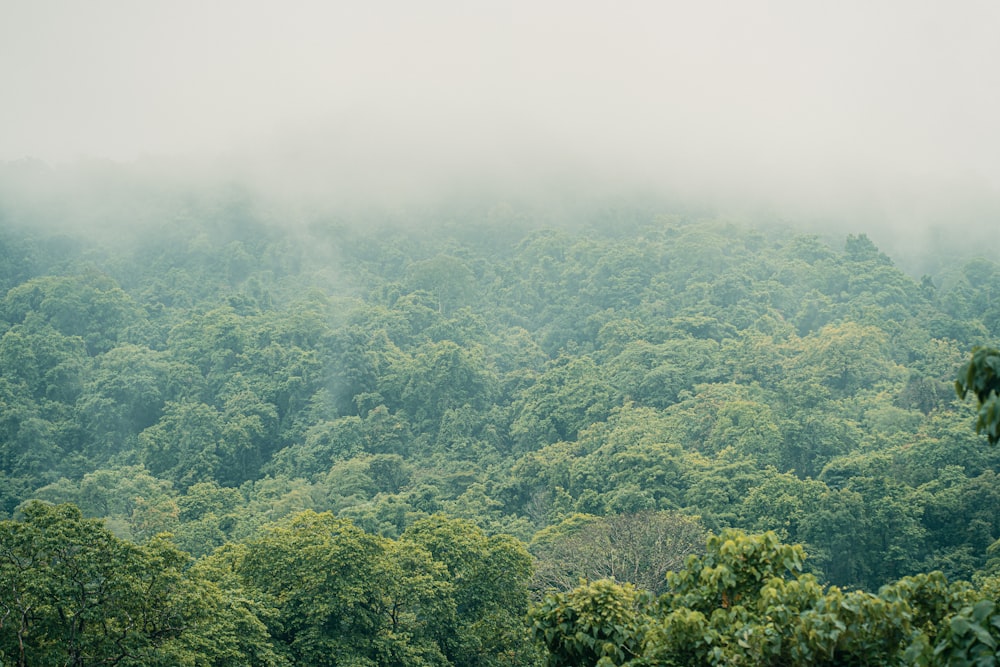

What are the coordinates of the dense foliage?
(531, 530, 1000, 666)
(956, 346, 1000, 444)
(1, 177, 1000, 664)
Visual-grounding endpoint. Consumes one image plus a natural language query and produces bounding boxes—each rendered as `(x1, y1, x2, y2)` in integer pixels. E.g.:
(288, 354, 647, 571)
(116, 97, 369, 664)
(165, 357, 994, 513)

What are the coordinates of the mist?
(2, 1, 999, 264)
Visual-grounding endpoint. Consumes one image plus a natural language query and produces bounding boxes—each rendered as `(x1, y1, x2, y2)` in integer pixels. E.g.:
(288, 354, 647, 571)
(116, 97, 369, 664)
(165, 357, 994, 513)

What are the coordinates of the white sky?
(1, 1, 999, 223)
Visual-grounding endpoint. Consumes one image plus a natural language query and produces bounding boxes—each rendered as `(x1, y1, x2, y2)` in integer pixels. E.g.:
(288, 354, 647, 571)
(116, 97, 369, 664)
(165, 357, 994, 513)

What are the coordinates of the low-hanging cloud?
(1, 0, 999, 244)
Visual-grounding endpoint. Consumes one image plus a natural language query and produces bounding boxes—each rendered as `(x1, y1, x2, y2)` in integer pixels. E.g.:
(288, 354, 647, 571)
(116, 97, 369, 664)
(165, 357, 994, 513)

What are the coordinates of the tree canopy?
(2, 187, 1000, 664)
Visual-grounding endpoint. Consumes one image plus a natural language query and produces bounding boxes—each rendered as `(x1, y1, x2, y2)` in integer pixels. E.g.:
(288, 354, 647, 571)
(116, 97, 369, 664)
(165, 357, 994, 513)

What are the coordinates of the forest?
(2, 176, 1000, 665)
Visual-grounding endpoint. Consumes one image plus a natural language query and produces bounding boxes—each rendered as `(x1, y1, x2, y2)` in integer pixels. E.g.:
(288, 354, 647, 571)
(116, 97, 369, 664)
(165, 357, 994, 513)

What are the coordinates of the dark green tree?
(0, 501, 280, 666)
(956, 346, 1000, 444)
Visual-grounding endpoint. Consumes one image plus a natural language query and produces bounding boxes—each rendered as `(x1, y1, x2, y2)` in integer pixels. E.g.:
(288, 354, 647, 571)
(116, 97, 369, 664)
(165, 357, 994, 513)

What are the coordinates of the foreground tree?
(530, 579, 651, 667)
(403, 514, 539, 667)
(530, 529, 997, 666)
(0, 501, 280, 666)
(222, 509, 538, 667)
(956, 346, 1000, 444)
(227, 510, 447, 666)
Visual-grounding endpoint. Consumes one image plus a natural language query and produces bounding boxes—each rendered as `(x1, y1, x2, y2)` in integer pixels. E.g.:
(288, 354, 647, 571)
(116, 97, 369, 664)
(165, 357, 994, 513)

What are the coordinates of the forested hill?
(2, 188, 1000, 664)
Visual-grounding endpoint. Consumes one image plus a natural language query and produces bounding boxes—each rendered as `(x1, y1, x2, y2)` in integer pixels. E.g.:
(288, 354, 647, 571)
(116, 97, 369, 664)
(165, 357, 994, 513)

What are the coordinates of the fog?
(2, 1, 999, 260)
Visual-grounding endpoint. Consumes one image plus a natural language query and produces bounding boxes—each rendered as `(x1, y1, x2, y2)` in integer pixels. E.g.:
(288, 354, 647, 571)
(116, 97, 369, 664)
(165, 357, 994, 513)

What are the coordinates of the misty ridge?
(1, 144, 998, 286)
(2, 1, 998, 275)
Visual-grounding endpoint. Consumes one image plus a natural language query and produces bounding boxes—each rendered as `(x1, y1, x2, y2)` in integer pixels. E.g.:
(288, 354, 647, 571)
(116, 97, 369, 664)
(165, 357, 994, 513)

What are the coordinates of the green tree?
(509, 355, 617, 451)
(232, 510, 455, 666)
(793, 322, 900, 395)
(381, 340, 498, 430)
(0, 272, 140, 355)
(956, 345, 1000, 444)
(139, 400, 224, 487)
(405, 254, 477, 315)
(75, 344, 174, 456)
(531, 530, 986, 666)
(935, 599, 1000, 665)
(0, 322, 86, 403)
(31, 465, 179, 541)
(0, 501, 278, 666)
(404, 514, 537, 667)
(530, 579, 650, 667)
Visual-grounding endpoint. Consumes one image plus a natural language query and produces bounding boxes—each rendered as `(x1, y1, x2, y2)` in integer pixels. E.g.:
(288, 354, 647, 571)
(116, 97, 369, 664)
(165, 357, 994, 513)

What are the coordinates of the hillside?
(2, 190, 1000, 664)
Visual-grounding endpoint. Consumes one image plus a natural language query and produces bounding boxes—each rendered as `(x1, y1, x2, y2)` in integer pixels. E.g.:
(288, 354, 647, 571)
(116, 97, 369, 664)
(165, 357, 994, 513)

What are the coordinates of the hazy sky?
(2, 1, 999, 225)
